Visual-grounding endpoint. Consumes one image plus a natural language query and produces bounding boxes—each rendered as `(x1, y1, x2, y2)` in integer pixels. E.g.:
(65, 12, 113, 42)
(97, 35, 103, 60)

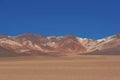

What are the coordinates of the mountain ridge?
(0, 33, 119, 56)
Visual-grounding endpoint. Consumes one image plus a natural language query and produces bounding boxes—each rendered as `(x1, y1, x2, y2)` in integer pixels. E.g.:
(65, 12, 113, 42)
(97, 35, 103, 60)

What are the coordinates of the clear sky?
(0, 0, 120, 39)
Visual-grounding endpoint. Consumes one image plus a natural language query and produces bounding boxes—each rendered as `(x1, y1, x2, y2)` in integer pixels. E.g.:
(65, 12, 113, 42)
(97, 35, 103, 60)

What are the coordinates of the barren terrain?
(0, 56, 120, 80)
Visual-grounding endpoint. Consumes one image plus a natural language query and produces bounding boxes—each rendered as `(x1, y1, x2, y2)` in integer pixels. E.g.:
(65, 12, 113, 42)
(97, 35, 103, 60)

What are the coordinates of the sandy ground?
(0, 56, 120, 80)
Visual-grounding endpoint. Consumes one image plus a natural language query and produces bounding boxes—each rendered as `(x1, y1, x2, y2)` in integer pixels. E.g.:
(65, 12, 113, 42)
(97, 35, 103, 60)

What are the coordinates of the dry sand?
(0, 55, 120, 80)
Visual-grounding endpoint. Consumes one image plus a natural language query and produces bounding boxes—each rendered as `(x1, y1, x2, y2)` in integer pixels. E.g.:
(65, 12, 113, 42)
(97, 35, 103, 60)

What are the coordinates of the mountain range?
(0, 33, 120, 57)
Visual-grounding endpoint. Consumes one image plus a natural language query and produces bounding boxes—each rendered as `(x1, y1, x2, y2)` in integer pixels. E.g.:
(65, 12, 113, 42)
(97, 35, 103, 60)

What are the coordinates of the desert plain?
(0, 55, 120, 80)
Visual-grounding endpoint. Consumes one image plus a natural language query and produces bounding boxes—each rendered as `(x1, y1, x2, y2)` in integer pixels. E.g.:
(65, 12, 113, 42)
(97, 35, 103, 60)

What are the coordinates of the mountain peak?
(65, 34, 76, 38)
(63, 34, 78, 41)
(111, 34, 120, 38)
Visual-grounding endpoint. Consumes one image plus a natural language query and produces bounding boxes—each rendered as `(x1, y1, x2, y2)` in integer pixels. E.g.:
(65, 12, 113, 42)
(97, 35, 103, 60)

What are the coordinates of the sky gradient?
(0, 0, 120, 39)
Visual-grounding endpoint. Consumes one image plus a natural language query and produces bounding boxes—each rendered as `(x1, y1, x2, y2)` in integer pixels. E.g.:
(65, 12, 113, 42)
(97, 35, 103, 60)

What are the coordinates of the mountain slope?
(84, 46, 120, 55)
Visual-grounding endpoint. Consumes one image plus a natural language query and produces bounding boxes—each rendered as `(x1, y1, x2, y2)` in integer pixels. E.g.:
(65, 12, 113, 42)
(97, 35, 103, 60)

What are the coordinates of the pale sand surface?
(0, 56, 120, 80)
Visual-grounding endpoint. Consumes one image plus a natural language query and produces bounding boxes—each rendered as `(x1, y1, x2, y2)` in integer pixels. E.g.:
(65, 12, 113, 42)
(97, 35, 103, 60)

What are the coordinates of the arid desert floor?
(0, 55, 120, 80)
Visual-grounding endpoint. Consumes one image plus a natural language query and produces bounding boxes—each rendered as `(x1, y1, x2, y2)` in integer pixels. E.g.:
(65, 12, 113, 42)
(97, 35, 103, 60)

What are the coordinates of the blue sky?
(0, 0, 120, 39)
